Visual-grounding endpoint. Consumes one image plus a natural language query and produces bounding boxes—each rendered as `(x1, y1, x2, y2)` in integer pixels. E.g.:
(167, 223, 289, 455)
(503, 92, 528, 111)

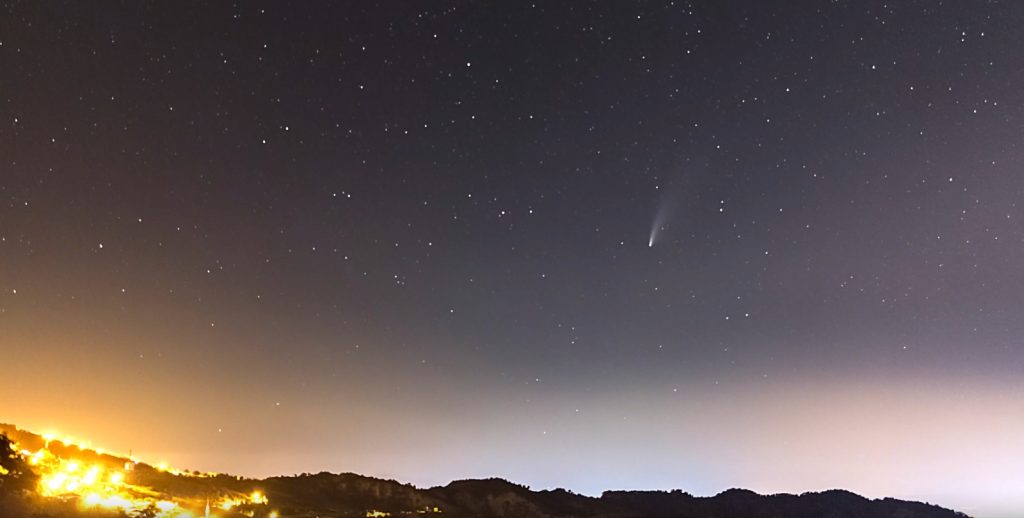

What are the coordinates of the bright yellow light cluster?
(41, 432, 94, 452)
(219, 496, 243, 510)
(217, 490, 269, 511)
(11, 436, 265, 517)
(154, 460, 218, 478)
(37, 458, 111, 497)
(213, 489, 272, 514)
(33, 456, 169, 515)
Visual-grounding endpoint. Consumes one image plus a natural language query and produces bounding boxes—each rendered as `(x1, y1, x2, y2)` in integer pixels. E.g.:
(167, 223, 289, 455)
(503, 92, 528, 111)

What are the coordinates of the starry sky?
(3, 2, 1024, 517)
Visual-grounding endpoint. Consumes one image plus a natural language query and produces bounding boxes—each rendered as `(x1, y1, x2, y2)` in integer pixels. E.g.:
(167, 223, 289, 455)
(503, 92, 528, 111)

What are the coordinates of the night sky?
(3, 2, 1024, 517)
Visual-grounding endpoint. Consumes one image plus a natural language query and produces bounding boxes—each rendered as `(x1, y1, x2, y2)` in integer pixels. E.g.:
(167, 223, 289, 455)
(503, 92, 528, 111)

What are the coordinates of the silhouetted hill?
(600, 488, 966, 518)
(0, 423, 970, 518)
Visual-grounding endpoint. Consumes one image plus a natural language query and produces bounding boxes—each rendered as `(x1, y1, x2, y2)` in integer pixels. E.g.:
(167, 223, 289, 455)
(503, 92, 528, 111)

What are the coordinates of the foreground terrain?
(0, 423, 968, 518)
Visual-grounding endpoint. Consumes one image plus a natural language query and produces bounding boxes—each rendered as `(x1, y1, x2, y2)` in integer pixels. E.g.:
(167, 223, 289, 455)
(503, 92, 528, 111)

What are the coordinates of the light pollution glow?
(7, 372, 1023, 518)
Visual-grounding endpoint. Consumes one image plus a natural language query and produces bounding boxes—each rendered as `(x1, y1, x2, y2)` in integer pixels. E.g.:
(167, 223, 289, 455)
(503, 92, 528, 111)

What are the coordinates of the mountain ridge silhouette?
(0, 423, 970, 518)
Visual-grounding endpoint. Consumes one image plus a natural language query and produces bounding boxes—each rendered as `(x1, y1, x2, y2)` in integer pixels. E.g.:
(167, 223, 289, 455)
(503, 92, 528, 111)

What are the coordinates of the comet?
(648, 196, 672, 247)
(648, 172, 690, 247)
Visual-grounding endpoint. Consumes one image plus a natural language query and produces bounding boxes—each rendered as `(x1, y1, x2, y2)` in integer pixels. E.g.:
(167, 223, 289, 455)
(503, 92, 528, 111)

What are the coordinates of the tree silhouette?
(0, 432, 37, 493)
